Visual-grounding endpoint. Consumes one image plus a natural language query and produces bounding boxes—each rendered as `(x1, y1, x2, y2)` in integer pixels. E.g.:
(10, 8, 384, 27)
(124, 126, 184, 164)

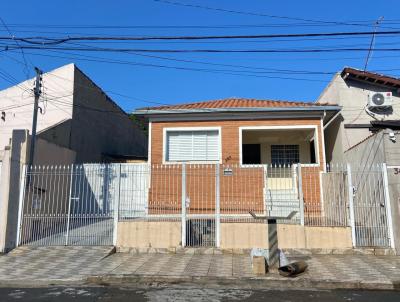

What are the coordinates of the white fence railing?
(16, 162, 394, 248)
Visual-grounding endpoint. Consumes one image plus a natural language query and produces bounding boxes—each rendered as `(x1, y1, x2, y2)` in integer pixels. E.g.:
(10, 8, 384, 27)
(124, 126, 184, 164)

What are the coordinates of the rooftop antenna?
(364, 16, 384, 71)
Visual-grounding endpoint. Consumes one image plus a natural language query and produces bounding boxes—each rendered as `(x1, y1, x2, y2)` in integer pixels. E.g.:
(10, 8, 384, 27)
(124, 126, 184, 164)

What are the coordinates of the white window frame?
(163, 127, 222, 164)
(238, 125, 320, 167)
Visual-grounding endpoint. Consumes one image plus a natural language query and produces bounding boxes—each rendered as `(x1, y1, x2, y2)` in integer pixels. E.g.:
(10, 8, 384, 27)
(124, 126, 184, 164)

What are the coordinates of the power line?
(0, 67, 32, 93)
(8, 20, 400, 29)
(151, 0, 380, 28)
(364, 17, 384, 71)
(4, 48, 331, 82)
(0, 16, 31, 78)
(5, 45, 400, 54)
(54, 34, 400, 45)
(54, 43, 337, 74)
(2, 30, 400, 45)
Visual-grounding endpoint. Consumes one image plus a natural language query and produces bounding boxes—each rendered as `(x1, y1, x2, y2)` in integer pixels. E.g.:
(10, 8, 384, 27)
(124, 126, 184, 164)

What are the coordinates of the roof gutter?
(134, 105, 341, 115)
(323, 111, 341, 130)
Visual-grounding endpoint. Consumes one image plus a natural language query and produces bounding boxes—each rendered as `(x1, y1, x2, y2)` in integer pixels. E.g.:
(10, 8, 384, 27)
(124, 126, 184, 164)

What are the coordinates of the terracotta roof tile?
(138, 98, 332, 111)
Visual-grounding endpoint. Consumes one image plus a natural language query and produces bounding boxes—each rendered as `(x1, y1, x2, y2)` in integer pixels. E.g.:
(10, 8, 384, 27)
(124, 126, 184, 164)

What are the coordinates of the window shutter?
(205, 130, 219, 161)
(167, 131, 192, 161)
(166, 130, 219, 162)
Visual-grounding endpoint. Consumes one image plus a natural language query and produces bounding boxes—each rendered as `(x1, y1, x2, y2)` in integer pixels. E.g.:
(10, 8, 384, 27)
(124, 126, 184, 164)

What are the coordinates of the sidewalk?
(1, 246, 400, 290)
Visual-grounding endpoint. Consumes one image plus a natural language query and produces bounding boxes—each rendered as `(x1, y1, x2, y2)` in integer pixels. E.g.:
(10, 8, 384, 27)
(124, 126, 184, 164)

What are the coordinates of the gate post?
(215, 164, 220, 248)
(65, 164, 73, 246)
(113, 164, 122, 246)
(16, 165, 27, 247)
(297, 164, 304, 226)
(181, 163, 186, 247)
(346, 163, 356, 247)
(382, 163, 395, 249)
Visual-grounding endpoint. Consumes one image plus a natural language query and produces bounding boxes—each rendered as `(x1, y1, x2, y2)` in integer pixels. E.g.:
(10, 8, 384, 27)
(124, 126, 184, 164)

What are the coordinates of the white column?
(16, 165, 27, 247)
(382, 163, 395, 249)
(297, 164, 304, 226)
(347, 163, 356, 247)
(65, 164, 73, 246)
(215, 164, 220, 248)
(113, 164, 122, 246)
(181, 163, 186, 247)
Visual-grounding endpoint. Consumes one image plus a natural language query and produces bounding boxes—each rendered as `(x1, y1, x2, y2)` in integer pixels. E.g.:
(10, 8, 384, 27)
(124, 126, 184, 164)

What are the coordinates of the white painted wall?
(318, 73, 400, 162)
(242, 129, 313, 164)
(0, 64, 74, 150)
(0, 63, 147, 163)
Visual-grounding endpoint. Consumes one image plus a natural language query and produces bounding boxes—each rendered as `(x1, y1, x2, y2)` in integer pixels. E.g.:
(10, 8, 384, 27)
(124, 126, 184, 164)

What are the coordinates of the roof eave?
(134, 105, 341, 115)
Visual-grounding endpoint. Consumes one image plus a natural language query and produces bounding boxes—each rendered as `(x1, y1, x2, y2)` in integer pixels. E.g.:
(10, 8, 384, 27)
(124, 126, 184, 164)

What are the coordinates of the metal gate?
(17, 164, 115, 246)
(184, 164, 217, 247)
(349, 164, 393, 247)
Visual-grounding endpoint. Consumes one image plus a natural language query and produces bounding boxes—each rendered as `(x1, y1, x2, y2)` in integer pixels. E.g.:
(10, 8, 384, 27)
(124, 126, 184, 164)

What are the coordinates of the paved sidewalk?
(1, 247, 400, 290)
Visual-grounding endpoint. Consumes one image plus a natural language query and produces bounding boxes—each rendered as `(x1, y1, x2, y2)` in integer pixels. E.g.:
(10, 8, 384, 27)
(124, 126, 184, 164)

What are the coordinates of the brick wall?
(149, 118, 324, 216)
(150, 119, 325, 166)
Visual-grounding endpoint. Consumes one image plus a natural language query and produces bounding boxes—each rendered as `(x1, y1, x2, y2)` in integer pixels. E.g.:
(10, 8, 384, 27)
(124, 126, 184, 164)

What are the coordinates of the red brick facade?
(148, 118, 324, 215)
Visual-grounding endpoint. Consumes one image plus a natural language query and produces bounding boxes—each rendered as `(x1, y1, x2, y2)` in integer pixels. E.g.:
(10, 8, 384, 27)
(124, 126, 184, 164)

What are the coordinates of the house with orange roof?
(128, 98, 343, 249)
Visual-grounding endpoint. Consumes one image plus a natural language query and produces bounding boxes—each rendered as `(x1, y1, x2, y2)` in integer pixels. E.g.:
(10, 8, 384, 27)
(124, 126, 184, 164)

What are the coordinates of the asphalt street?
(1, 286, 400, 301)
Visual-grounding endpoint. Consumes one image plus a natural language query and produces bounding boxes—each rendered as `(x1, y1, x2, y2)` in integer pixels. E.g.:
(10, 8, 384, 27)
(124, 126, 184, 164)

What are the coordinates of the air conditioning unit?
(368, 92, 392, 108)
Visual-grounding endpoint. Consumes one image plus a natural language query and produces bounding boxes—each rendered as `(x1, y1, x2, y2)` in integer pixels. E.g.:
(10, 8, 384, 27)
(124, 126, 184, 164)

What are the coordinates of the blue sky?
(1, 0, 400, 111)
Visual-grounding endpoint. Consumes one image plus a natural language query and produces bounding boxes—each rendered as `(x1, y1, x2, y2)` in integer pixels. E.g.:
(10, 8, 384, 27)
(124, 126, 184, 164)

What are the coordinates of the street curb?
(0, 278, 85, 288)
(0, 274, 399, 291)
(85, 274, 400, 291)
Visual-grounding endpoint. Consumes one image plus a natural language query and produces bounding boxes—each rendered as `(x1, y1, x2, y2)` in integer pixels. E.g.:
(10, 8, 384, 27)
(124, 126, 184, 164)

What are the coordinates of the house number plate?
(223, 168, 233, 176)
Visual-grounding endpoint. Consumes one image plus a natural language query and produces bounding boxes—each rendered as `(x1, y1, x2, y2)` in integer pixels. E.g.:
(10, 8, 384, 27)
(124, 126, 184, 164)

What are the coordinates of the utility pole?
(27, 67, 43, 169)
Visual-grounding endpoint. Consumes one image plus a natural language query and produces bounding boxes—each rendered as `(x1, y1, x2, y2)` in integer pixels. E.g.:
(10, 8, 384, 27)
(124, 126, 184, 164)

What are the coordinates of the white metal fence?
(18, 165, 115, 246)
(16, 162, 394, 248)
(350, 163, 392, 247)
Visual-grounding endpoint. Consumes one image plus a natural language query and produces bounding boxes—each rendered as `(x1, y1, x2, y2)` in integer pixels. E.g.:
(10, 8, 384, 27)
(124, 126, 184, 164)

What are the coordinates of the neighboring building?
(318, 68, 400, 254)
(0, 63, 147, 164)
(135, 98, 340, 219)
(0, 63, 147, 252)
(317, 67, 400, 163)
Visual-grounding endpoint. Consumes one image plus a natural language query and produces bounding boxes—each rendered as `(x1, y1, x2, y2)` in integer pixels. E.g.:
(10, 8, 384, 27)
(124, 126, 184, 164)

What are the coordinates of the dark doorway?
(310, 142, 316, 164)
(242, 144, 261, 164)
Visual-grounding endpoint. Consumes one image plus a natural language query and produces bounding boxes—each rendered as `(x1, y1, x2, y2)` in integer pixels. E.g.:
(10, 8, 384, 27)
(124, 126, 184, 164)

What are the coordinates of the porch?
(239, 127, 322, 220)
(240, 127, 320, 166)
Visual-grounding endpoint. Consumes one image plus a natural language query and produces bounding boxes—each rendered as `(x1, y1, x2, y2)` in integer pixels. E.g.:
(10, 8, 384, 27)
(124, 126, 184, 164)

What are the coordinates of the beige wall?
(34, 137, 76, 165)
(277, 224, 352, 250)
(70, 68, 147, 163)
(116, 221, 352, 250)
(117, 221, 181, 248)
(220, 223, 268, 249)
(221, 223, 352, 250)
(318, 74, 400, 162)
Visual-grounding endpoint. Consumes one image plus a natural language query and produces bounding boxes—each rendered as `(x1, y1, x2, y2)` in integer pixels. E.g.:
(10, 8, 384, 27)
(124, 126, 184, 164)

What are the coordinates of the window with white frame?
(165, 130, 220, 162)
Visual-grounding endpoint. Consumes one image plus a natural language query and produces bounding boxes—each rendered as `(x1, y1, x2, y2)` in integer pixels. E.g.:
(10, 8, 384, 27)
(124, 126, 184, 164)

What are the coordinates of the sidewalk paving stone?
(1, 246, 400, 290)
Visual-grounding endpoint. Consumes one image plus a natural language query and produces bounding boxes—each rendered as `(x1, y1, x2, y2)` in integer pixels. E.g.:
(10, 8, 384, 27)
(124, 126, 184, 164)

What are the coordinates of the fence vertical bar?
(65, 164, 73, 246)
(347, 163, 356, 247)
(215, 164, 220, 248)
(16, 165, 27, 247)
(181, 163, 186, 247)
(113, 164, 122, 246)
(382, 163, 395, 249)
(297, 164, 304, 226)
